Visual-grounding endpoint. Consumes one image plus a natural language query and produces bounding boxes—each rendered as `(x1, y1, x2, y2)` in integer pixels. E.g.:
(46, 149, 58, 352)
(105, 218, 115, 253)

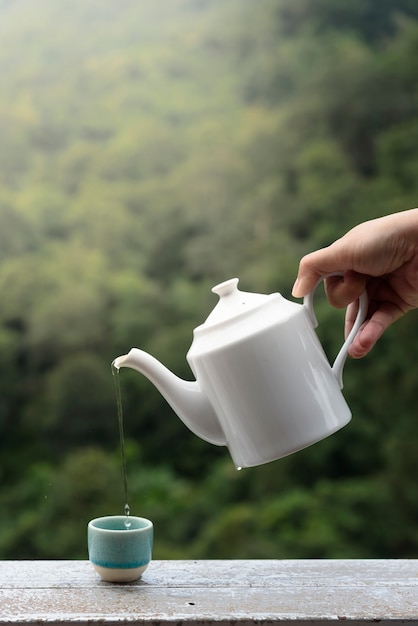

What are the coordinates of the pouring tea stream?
(113, 277, 368, 469)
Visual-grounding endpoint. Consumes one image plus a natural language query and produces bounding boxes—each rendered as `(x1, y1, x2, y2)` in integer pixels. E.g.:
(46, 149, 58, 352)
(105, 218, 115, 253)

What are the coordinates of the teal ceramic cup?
(88, 515, 153, 582)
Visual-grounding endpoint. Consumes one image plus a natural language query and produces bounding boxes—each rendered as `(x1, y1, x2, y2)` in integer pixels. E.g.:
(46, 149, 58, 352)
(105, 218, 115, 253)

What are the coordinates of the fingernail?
(292, 278, 301, 297)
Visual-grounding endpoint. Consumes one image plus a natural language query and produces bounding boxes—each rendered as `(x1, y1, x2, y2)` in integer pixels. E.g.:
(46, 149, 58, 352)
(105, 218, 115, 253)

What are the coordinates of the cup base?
(92, 562, 149, 583)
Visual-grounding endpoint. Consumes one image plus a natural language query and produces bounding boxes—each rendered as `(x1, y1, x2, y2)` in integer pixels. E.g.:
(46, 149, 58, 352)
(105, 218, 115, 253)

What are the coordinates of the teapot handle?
(303, 272, 368, 389)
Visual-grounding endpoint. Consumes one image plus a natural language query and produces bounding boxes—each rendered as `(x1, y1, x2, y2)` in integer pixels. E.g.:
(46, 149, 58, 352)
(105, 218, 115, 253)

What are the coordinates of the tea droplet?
(124, 503, 131, 529)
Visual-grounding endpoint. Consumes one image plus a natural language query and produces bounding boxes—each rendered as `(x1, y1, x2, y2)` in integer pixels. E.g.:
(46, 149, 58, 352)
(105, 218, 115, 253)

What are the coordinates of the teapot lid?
(202, 278, 270, 327)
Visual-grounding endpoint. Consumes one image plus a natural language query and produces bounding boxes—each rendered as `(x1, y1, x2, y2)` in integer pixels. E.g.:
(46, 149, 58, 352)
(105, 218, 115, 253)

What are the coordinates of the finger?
(292, 268, 323, 298)
(344, 300, 359, 339)
(348, 302, 405, 358)
(292, 249, 337, 297)
(348, 318, 385, 358)
(324, 271, 368, 308)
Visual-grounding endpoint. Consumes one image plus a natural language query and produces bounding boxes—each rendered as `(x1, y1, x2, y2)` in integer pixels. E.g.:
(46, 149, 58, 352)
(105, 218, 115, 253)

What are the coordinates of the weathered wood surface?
(0, 559, 417, 625)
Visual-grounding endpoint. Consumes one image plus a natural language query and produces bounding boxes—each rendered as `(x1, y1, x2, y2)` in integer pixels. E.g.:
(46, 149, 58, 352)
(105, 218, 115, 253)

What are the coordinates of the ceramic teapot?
(113, 276, 368, 469)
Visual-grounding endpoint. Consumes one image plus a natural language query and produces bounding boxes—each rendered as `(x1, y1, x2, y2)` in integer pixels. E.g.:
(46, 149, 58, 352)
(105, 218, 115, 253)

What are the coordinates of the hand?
(292, 209, 418, 357)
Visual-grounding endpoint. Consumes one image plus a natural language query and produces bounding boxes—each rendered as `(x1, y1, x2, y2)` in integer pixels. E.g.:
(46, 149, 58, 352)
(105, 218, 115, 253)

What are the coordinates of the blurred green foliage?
(0, 0, 418, 559)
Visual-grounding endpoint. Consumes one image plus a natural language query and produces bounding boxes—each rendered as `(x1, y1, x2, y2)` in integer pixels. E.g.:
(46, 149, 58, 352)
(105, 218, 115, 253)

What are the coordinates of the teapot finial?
(212, 278, 239, 298)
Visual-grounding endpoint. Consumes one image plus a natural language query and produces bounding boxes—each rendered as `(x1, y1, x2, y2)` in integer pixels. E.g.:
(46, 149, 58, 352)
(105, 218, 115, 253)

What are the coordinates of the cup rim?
(88, 515, 153, 532)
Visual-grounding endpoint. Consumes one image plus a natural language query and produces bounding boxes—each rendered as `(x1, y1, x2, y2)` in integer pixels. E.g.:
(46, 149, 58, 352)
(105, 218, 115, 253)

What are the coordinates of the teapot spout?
(113, 348, 226, 446)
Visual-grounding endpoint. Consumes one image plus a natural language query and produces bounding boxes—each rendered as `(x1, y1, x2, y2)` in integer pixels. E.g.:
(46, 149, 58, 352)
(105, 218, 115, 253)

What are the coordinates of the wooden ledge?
(0, 559, 417, 624)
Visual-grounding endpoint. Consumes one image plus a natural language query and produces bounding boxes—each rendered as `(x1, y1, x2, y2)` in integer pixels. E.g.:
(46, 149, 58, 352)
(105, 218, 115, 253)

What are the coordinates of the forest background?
(1, 0, 418, 560)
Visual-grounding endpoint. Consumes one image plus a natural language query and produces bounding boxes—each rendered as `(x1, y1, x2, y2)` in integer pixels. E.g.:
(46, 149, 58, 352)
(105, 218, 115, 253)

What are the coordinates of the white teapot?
(113, 276, 367, 469)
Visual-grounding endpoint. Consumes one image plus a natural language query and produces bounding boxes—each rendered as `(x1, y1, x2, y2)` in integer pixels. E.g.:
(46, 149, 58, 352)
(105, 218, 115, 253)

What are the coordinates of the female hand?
(292, 209, 418, 357)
